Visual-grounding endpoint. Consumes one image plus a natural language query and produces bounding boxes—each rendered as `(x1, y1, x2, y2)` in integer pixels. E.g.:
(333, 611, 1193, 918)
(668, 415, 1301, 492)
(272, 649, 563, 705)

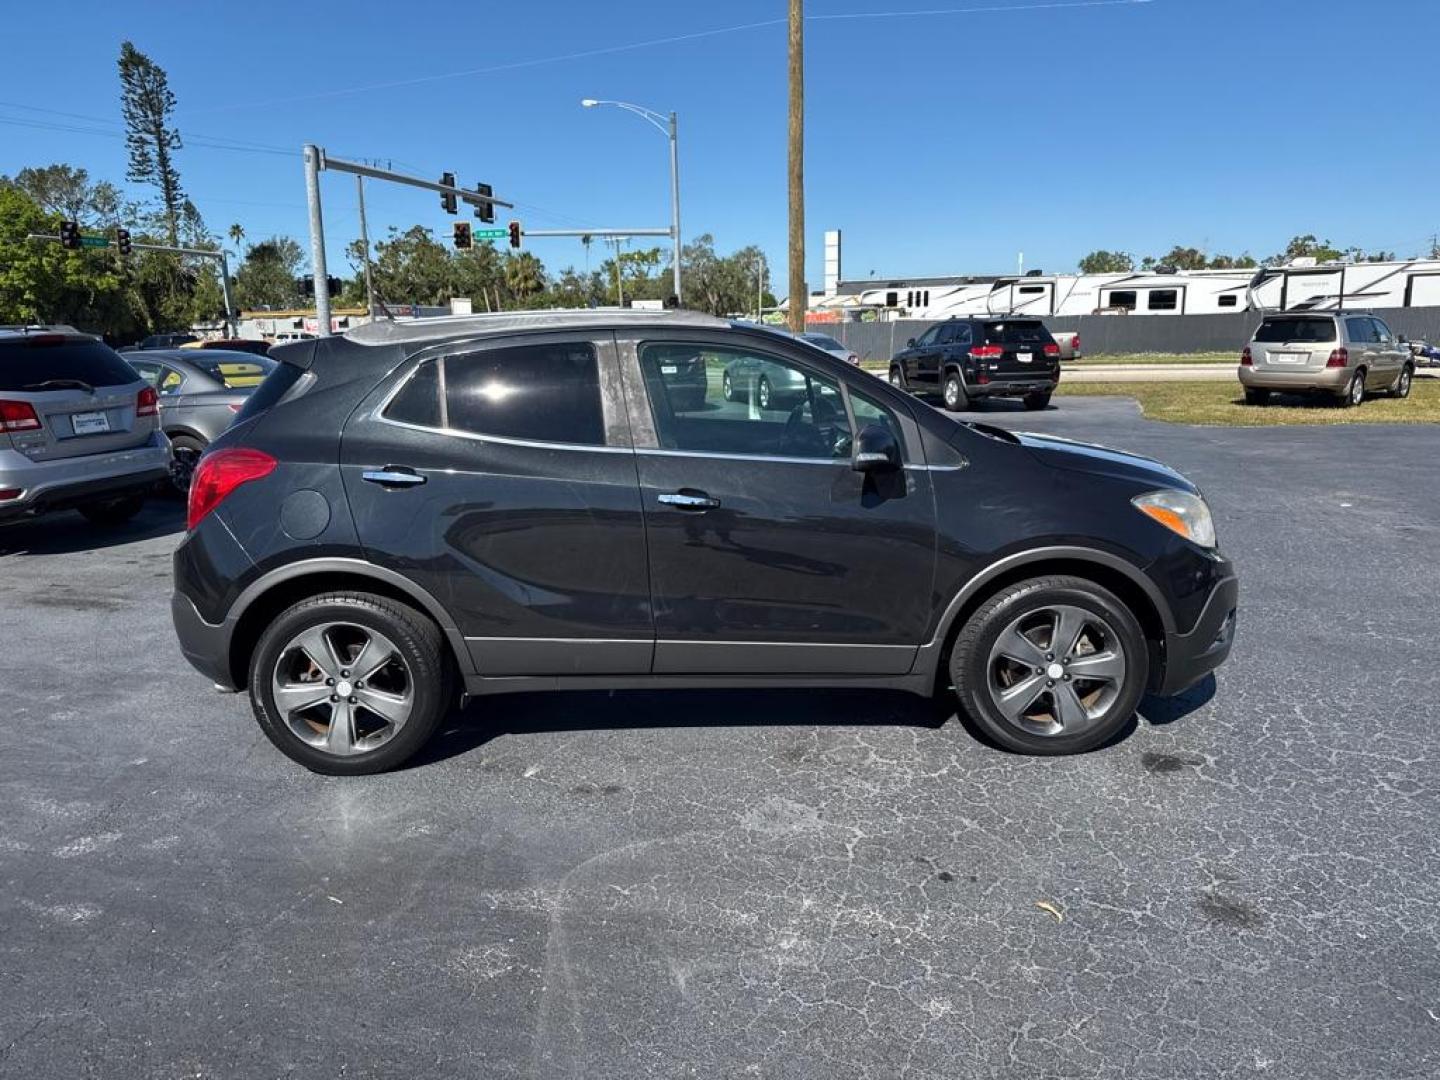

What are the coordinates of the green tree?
(4, 165, 122, 227)
(371, 225, 453, 305)
(502, 251, 547, 307)
(1077, 250, 1134, 274)
(1269, 234, 1344, 266)
(680, 235, 770, 316)
(233, 237, 305, 311)
(119, 41, 185, 246)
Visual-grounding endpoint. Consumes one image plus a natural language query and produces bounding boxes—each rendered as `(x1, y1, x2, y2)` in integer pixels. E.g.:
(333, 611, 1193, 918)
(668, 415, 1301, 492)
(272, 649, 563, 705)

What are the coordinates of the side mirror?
(906, 338, 916, 348)
(852, 423, 901, 473)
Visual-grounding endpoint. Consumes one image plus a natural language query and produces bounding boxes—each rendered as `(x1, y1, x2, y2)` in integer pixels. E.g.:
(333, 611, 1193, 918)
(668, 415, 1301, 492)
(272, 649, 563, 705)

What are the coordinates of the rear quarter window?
(0, 339, 140, 391)
(233, 360, 307, 423)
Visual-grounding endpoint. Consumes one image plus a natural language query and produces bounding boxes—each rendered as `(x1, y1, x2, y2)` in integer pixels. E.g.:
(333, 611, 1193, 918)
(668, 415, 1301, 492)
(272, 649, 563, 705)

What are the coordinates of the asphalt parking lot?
(3, 397, 1439, 1080)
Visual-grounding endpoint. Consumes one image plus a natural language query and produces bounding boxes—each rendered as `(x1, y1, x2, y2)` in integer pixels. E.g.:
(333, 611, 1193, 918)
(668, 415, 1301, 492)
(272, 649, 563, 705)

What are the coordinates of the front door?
(620, 334, 937, 676)
(339, 332, 654, 676)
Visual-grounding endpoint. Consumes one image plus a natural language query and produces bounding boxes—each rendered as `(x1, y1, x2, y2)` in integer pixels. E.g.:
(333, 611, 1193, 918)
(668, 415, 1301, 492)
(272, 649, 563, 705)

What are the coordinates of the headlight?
(1132, 489, 1216, 548)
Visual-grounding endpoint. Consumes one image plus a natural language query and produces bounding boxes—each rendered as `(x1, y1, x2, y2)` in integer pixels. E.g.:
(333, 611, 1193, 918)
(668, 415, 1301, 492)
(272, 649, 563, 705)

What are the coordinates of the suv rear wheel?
(1243, 388, 1270, 406)
(248, 591, 455, 775)
(949, 575, 1149, 755)
(1340, 370, 1366, 408)
(1023, 391, 1052, 411)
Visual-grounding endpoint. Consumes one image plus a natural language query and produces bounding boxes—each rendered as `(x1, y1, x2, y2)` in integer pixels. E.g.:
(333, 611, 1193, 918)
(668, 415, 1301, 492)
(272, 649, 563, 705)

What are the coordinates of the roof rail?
(345, 307, 727, 346)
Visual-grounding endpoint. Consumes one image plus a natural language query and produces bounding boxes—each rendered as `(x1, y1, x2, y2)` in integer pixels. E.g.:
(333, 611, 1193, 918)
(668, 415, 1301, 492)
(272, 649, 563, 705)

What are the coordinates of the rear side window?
(983, 322, 1052, 346)
(444, 342, 603, 446)
(1255, 317, 1335, 343)
(0, 339, 139, 391)
(383, 358, 443, 428)
(189, 354, 276, 389)
(234, 361, 306, 423)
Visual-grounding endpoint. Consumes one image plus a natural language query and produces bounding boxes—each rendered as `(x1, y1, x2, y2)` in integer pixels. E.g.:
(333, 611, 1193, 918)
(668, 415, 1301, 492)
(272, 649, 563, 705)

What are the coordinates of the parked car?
(1239, 312, 1414, 406)
(179, 338, 273, 357)
(273, 331, 318, 344)
(126, 350, 275, 492)
(797, 331, 860, 366)
(721, 348, 810, 409)
(1049, 329, 1082, 361)
(1407, 338, 1440, 367)
(0, 326, 169, 526)
(135, 332, 199, 350)
(889, 317, 1062, 411)
(171, 309, 1236, 774)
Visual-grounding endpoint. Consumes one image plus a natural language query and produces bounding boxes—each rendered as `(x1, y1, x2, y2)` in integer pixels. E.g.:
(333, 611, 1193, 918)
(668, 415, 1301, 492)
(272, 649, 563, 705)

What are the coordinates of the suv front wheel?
(248, 591, 456, 775)
(949, 575, 1149, 755)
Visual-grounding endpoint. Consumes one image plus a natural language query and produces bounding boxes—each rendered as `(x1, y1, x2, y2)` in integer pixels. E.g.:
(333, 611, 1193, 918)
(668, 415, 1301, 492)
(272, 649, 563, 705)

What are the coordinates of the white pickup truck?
(1048, 329, 1081, 361)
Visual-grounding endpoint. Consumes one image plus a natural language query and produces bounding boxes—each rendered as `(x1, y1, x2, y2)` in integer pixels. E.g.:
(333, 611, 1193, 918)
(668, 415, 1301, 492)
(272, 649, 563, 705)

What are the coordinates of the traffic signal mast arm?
(316, 151, 512, 217)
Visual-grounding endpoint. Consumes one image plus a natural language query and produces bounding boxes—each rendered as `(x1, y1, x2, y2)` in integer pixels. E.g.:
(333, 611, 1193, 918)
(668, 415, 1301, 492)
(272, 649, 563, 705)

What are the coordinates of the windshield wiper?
(22, 378, 95, 394)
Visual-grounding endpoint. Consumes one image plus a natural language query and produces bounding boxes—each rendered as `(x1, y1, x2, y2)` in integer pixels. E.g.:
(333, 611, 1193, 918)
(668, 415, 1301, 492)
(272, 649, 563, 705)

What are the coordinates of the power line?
(182, 0, 1146, 116)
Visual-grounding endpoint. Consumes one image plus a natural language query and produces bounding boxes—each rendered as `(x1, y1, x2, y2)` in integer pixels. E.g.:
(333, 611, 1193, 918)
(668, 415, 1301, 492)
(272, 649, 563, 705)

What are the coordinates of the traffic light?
(473, 182, 494, 224)
(453, 222, 473, 250)
(115, 228, 132, 256)
(327, 276, 343, 296)
(439, 172, 457, 214)
(59, 220, 80, 250)
(508, 220, 522, 249)
(297, 276, 315, 298)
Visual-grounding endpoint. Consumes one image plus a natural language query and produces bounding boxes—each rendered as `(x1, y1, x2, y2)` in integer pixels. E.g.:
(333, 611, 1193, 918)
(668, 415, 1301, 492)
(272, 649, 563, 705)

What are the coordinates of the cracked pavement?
(2, 396, 1438, 1078)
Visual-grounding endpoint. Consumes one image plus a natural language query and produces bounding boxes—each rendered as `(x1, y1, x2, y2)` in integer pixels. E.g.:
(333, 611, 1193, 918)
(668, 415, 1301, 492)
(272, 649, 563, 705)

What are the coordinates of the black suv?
(172, 310, 1236, 774)
(890, 317, 1061, 411)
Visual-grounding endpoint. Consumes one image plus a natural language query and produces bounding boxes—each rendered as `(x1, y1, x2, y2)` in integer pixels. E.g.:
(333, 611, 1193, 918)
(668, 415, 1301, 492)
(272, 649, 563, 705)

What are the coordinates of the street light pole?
(582, 99, 683, 304)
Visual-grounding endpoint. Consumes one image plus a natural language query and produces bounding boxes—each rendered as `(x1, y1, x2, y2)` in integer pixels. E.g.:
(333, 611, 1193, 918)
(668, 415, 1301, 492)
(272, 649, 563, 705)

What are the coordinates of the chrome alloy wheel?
(270, 622, 414, 756)
(985, 604, 1128, 737)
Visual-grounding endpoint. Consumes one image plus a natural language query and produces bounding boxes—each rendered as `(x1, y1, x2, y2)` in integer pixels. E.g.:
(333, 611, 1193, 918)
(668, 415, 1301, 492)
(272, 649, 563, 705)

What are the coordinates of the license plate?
(661, 365, 678, 375)
(1269, 352, 1303, 364)
(71, 410, 110, 435)
(1016, 351, 1033, 363)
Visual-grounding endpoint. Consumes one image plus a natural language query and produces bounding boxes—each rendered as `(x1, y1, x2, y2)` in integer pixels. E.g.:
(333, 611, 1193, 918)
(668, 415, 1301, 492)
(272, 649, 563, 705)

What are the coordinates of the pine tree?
(118, 41, 184, 247)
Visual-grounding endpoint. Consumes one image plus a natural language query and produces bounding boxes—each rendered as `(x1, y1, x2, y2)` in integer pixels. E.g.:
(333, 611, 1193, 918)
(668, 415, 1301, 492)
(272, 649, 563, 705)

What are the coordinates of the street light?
(582, 98, 682, 304)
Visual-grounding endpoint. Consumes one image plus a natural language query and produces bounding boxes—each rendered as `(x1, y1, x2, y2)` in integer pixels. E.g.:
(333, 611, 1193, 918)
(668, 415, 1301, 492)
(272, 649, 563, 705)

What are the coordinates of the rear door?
(1344, 317, 1381, 381)
(0, 337, 154, 462)
(980, 320, 1059, 384)
(339, 332, 654, 676)
(620, 330, 937, 676)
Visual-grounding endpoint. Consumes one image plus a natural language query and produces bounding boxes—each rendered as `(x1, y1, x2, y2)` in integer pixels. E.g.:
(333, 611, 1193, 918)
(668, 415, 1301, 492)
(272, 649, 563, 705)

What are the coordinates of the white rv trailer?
(1246, 258, 1440, 312)
(856, 270, 1253, 319)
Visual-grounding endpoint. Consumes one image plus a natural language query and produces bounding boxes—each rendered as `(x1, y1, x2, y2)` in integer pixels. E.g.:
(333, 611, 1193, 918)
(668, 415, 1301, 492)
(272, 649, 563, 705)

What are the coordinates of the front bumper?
(1157, 573, 1238, 695)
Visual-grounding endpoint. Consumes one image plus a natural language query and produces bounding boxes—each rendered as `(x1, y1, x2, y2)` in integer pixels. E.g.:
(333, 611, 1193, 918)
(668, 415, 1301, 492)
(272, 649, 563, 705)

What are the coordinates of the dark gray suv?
(172, 310, 1237, 774)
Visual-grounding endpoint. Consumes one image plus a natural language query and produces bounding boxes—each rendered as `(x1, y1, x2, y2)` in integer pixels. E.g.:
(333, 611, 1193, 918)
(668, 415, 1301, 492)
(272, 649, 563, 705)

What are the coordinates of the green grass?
(1056, 378, 1440, 425)
(1071, 352, 1236, 366)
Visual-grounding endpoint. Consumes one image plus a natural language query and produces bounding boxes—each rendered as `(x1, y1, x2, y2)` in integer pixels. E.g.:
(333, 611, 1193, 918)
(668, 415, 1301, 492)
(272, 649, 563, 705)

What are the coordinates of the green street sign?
(79, 236, 111, 249)
(473, 229, 507, 240)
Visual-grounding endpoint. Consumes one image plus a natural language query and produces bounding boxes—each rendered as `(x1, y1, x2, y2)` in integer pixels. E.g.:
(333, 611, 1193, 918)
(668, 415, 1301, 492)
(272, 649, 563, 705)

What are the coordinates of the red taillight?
(1326, 348, 1349, 369)
(0, 488, 21, 501)
(0, 400, 42, 432)
(1043, 343, 1060, 357)
(1240, 346, 1253, 367)
(136, 386, 159, 417)
(971, 345, 1003, 359)
(227, 402, 243, 413)
(1072, 333, 1080, 353)
(187, 447, 277, 530)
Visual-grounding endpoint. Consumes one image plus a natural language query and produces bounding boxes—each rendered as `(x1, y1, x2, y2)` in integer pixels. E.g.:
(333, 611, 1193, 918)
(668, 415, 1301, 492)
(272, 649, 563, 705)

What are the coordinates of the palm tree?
(503, 252, 546, 308)
(227, 223, 245, 253)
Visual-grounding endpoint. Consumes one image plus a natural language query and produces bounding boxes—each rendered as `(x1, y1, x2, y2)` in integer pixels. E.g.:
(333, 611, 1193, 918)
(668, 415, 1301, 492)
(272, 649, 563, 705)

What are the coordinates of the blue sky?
(2, 0, 1436, 290)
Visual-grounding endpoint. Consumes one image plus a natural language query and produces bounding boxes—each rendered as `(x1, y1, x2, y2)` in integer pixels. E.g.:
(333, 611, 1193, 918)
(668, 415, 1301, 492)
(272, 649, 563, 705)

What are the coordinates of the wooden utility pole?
(787, 0, 806, 334)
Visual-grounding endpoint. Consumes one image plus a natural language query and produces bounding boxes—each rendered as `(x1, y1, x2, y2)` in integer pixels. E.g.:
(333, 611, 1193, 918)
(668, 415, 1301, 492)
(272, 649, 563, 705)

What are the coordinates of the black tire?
(248, 591, 456, 775)
(757, 375, 773, 411)
(949, 575, 1149, 756)
(1392, 364, 1414, 399)
(79, 494, 145, 526)
(1339, 369, 1365, 408)
(889, 366, 907, 391)
(1243, 388, 1270, 406)
(722, 371, 734, 402)
(941, 370, 969, 412)
(168, 434, 206, 496)
(1023, 391, 1052, 411)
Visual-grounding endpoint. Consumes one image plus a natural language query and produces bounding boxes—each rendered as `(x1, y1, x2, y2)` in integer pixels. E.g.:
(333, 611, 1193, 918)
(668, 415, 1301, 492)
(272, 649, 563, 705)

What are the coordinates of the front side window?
(848, 385, 907, 459)
(640, 344, 849, 460)
(914, 325, 940, 348)
(445, 342, 604, 445)
(1370, 318, 1393, 344)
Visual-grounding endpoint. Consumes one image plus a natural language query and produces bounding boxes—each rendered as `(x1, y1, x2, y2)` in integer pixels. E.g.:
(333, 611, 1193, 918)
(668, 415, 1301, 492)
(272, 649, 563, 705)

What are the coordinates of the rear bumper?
(171, 591, 240, 690)
(1238, 366, 1349, 392)
(0, 435, 170, 523)
(1158, 573, 1238, 695)
(970, 376, 1059, 398)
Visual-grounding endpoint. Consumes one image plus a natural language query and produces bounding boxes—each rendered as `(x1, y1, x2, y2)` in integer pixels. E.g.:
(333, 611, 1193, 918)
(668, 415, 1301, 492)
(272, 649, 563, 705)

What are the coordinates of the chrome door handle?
(658, 491, 720, 510)
(362, 467, 426, 488)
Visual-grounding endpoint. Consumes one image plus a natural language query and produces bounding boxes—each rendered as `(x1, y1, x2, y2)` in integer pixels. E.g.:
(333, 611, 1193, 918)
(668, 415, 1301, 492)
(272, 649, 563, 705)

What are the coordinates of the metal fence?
(817, 307, 1440, 360)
